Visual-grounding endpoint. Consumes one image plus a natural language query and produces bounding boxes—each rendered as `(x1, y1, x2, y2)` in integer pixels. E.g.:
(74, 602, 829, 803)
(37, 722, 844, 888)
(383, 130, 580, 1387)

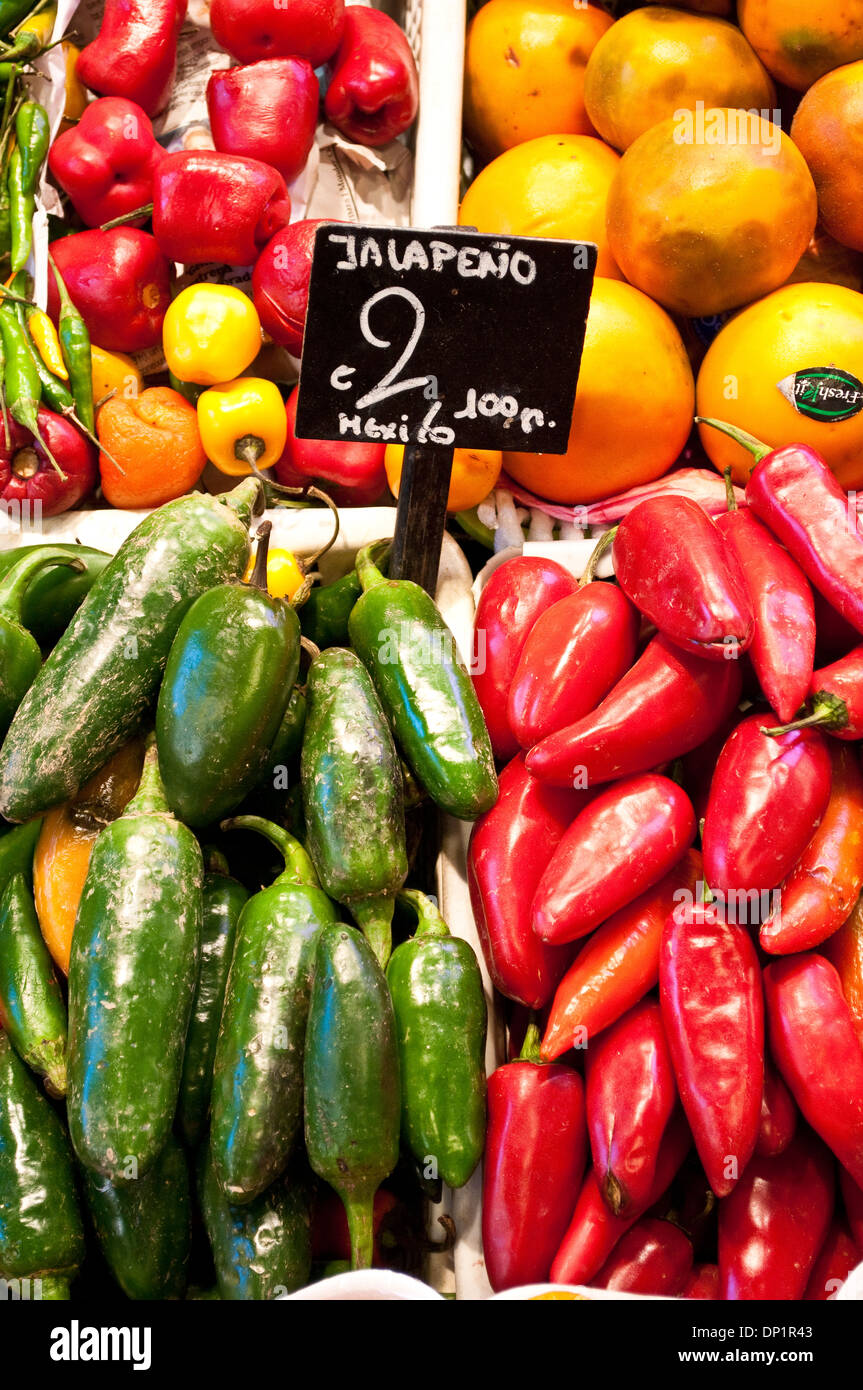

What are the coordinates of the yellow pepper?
(243, 546, 306, 602)
(90, 345, 144, 411)
(384, 444, 503, 513)
(15, 1, 57, 45)
(197, 377, 287, 477)
(60, 42, 87, 133)
(28, 310, 68, 380)
(162, 285, 262, 387)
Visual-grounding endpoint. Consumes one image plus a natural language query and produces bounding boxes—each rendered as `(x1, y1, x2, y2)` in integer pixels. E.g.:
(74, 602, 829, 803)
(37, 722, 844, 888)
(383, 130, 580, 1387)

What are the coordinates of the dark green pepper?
(50, 256, 94, 436)
(304, 921, 400, 1269)
(82, 1135, 192, 1300)
(349, 541, 498, 821)
(301, 647, 407, 967)
(0, 870, 66, 1095)
(209, 816, 337, 1204)
(200, 1145, 311, 1300)
(0, 546, 84, 739)
(299, 570, 362, 649)
(0, 542, 110, 647)
(7, 103, 47, 273)
(386, 889, 487, 1190)
(156, 522, 301, 829)
(0, 815, 41, 892)
(178, 852, 249, 1149)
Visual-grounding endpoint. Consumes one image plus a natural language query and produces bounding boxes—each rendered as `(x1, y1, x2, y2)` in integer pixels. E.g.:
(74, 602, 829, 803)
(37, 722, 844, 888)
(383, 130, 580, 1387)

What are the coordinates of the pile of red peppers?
(470, 420, 863, 1299)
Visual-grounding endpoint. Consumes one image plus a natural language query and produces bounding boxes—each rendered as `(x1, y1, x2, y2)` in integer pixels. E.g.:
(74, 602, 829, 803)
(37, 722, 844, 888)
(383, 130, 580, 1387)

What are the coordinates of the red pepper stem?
(248, 520, 271, 592)
(694, 417, 772, 463)
(99, 202, 154, 231)
(519, 1017, 543, 1064)
(580, 526, 617, 587)
(723, 466, 737, 513)
(762, 693, 849, 739)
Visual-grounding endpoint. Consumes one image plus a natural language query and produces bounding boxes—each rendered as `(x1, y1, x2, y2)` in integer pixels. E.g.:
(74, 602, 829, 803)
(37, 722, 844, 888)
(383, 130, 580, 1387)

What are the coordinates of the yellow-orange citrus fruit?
(505, 277, 695, 505)
(463, 0, 613, 159)
(696, 282, 863, 488)
(384, 444, 502, 513)
(738, 0, 863, 91)
(584, 7, 775, 152)
(459, 134, 622, 280)
(605, 111, 817, 317)
(791, 61, 863, 254)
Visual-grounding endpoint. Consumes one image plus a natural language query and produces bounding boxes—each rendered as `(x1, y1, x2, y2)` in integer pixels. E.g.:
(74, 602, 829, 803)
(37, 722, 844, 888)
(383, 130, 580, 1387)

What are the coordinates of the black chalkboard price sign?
(296, 223, 597, 591)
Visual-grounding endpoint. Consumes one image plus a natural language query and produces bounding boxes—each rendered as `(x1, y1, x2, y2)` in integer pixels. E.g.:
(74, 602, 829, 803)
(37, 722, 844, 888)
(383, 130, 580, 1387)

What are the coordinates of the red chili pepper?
(585, 999, 677, 1216)
(47, 98, 167, 230)
(770, 644, 863, 744)
(593, 1217, 693, 1296)
(210, 0, 345, 68)
(840, 1167, 863, 1251)
(765, 954, 863, 1187)
(756, 1059, 797, 1158)
(804, 1220, 861, 1301)
(473, 557, 579, 763)
(152, 152, 292, 268)
(525, 634, 742, 789)
(273, 386, 387, 506)
(680, 708, 745, 827)
(813, 587, 860, 663)
(759, 744, 863, 955)
(47, 228, 171, 355)
(714, 488, 815, 724)
(702, 712, 832, 897)
(824, 895, 863, 1045)
(482, 1021, 586, 1292)
(207, 59, 319, 186)
(76, 0, 188, 117)
(323, 7, 419, 148)
(252, 219, 342, 358)
(467, 753, 588, 1008)
(718, 1127, 834, 1300)
(611, 496, 754, 661)
(532, 774, 696, 946)
(0, 408, 97, 517)
(682, 1263, 720, 1300)
(507, 583, 639, 750)
(699, 418, 863, 636)
(541, 850, 702, 1061)
(549, 1109, 691, 1287)
(660, 900, 763, 1198)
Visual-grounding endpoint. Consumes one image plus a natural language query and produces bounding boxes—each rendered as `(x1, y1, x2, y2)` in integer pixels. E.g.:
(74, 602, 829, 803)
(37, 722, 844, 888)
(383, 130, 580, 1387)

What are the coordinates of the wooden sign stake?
(389, 445, 454, 592)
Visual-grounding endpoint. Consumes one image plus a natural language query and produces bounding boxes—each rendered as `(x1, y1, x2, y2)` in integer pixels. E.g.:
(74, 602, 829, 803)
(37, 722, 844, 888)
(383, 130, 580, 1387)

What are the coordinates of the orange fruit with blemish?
(463, 0, 613, 160)
(459, 133, 622, 280)
(738, 0, 863, 91)
(791, 61, 863, 254)
(97, 385, 207, 509)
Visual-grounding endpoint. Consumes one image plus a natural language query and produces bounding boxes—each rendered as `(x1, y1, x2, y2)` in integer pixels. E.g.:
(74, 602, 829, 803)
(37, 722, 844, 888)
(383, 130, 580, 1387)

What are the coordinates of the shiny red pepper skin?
(532, 774, 696, 945)
(253, 219, 339, 357)
(586, 999, 677, 1216)
(661, 901, 763, 1198)
(593, 1217, 693, 1296)
(718, 1127, 834, 1301)
(746, 443, 863, 636)
(0, 408, 97, 517)
(467, 754, 587, 1008)
(526, 634, 742, 788)
(324, 8, 419, 148)
(765, 954, 863, 1187)
(473, 557, 579, 763)
(803, 645, 863, 740)
(702, 712, 832, 896)
(612, 496, 754, 661)
(760, 743, 863, 955)
(813, 587, 860, 663)
(274, 386, 387, 506)
(152, 152, 292, 268)
(47, 98, 167, 229)
(541, 850, 702, 1061)
(207, 59, 319, 186)
(680, 709, 745, 826)
(683, 1263, 720, 1300)
(804, 1220, 861, 1300)
(482, 1042, 586, 1292)
(48, 228, 171, 354)
(210, 0, 345, 68)
(840, 1167, 863, 1250)
(714, 507, 815, 724)
(756, 1059, 797, 1158)
(77, 0, 188, 117)
(550, 1109, 691, 1286)
(507, 584, 639, 750)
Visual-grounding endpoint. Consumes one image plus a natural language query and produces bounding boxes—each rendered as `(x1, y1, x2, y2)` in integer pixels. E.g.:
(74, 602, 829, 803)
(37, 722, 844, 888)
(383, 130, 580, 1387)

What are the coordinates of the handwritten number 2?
(355, 288, 431, 410)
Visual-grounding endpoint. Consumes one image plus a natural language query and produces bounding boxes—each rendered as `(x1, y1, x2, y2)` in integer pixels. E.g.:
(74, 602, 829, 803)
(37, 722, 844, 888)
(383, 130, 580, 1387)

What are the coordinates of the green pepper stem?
(220, 813, 320, 888)
(351, 895, 393, 968)
(355, 539, 390, 593)
(125, 735, 171, 818)
(519, 1018, 543, 1063)
(0, 547, 83, 624)
(579, 526, 617, 587)
(248, 520, 271, 592)
(762, 693, 849, 738)
(694, 417, 772, 463)
(203, 847, 230, 877)
(219, 476, 266, 527)
(723, 466, 737, 513)
(396, 887, 450, 939)
(345, 1193, 375, 1271)
(99, 202, 154, 231)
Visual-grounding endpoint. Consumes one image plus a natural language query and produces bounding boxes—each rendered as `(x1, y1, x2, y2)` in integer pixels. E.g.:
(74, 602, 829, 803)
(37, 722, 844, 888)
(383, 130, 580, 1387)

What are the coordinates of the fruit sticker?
(777, 369, 863, 423)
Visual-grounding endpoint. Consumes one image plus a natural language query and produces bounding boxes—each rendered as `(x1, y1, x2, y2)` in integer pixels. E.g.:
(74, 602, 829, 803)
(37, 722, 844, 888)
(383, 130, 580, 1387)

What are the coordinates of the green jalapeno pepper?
(0, 870, 66, 1095)
(0, 545, 84, 739)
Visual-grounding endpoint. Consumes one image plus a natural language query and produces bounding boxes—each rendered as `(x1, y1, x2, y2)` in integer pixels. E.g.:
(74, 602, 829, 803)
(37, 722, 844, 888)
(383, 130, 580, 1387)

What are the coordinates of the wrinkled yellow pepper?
(197, 377, 287, 477)
(163, 284, 262, 387)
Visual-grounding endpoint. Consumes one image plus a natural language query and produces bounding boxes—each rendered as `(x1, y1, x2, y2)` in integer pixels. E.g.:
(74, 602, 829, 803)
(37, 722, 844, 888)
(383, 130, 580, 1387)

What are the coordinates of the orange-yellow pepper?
(197, 376, 287, 476)
(385, 444, 502, 512)
(91, 344, 144, 411)
(163, 284, 262, 387)
(243, 545, 306, 601)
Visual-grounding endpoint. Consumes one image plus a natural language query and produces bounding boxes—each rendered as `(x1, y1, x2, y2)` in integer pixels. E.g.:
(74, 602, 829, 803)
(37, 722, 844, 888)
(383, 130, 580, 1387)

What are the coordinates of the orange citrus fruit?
(463, 0, 613, 160)
(584, 6, 775, 152)
(738, 0, 863, 91)
(505, 277, 695, 505)
(605, 111, 817, 317)
(791, 61, 863, 254)
(384, 445, 502, 513)
(97, 385, 207, 509)
(459, 134, 622, 280)
(696, 281, 863, 488)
